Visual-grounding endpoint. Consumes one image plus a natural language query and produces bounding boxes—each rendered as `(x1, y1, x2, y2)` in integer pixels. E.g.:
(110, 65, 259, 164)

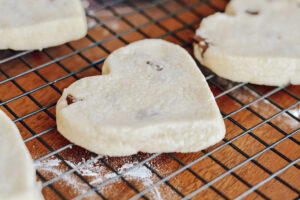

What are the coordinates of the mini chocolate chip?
(200, 41, 209, 58)
(136, 109, 159, 119)
(193, 36, 210, 58)
(155, 65, 163, 71)
(245, 10, 259, 15)
(66, 95, 75, 105)
(66, 94, 82, 105)
(146, 61, 163, 71)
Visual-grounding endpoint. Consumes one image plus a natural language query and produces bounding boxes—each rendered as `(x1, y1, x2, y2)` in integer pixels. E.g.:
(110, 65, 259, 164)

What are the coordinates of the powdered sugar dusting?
(289, 107, 300, 118)
(35, 157, 60, 168)
(118, 162, 162, 200)
(229, 85, 299, 129)
(35, 157, 90, 193)
(35, 156, 163, 199)
(87, 19, 97, 28)
(111, 22, 120, 30)
(120, 163, 152, 179)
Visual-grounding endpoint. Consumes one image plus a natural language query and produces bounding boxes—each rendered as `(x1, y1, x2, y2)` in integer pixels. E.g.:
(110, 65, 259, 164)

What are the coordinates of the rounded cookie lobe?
(0, 0, 87, 50)
(0, 109, 43, 200)
(194, 0, 300, 86)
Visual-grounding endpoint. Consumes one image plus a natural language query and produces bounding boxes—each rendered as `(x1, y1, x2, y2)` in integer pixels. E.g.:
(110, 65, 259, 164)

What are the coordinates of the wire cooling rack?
(0, 0, 299, 199)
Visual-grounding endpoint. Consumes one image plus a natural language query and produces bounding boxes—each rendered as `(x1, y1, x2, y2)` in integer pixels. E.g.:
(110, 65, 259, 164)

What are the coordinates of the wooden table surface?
(0, 0, 299, 199)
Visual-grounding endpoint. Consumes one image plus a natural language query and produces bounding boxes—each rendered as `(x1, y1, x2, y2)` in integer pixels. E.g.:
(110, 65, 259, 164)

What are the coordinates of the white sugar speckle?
(111, 22, 120, 30)
(87, 19, 97, 28)
(289, 108, 300, 118)
(119, 163, 152, 179)
(199, 41, 206, 46)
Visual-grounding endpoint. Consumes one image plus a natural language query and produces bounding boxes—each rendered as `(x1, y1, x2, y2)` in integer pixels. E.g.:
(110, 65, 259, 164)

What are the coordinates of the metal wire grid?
(0, 0, 299, 199)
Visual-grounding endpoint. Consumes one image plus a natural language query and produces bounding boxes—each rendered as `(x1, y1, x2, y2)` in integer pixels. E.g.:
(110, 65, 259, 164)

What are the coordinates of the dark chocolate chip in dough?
(194, 36, 210, 58)
(146, 61, 163, 71)
(66, 94, 82, 105)
(245, 10, 259, 15)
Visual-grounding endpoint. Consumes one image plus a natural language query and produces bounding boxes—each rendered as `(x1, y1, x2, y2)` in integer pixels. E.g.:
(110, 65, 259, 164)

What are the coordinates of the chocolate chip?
(194, 36, 210, 58)
(245, 10, 259, 15)
(66, 95, 79, 105)
(155, 65, 163, 71)
(200, 41, 210, 58)
(146, 61, 163, 71)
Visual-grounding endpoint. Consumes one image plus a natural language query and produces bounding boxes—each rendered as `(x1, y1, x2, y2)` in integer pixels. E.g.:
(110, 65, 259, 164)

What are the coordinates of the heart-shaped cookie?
(0, 0, 86, 50)
(56, 39, 225, 156)
(194, 0, 300, 86)
(0, 109, 43, 200)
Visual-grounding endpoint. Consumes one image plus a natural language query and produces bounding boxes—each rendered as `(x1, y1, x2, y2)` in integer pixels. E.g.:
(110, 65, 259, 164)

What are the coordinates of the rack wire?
(0, 0, 299, 199)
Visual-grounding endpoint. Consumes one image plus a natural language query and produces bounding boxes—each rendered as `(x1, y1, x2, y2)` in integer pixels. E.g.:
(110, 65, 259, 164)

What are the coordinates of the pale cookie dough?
(0, 0, 87, 50)
(194, 0, 300, 86)
(56, 39, 225, 156)
(0, 109, 43, 200)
